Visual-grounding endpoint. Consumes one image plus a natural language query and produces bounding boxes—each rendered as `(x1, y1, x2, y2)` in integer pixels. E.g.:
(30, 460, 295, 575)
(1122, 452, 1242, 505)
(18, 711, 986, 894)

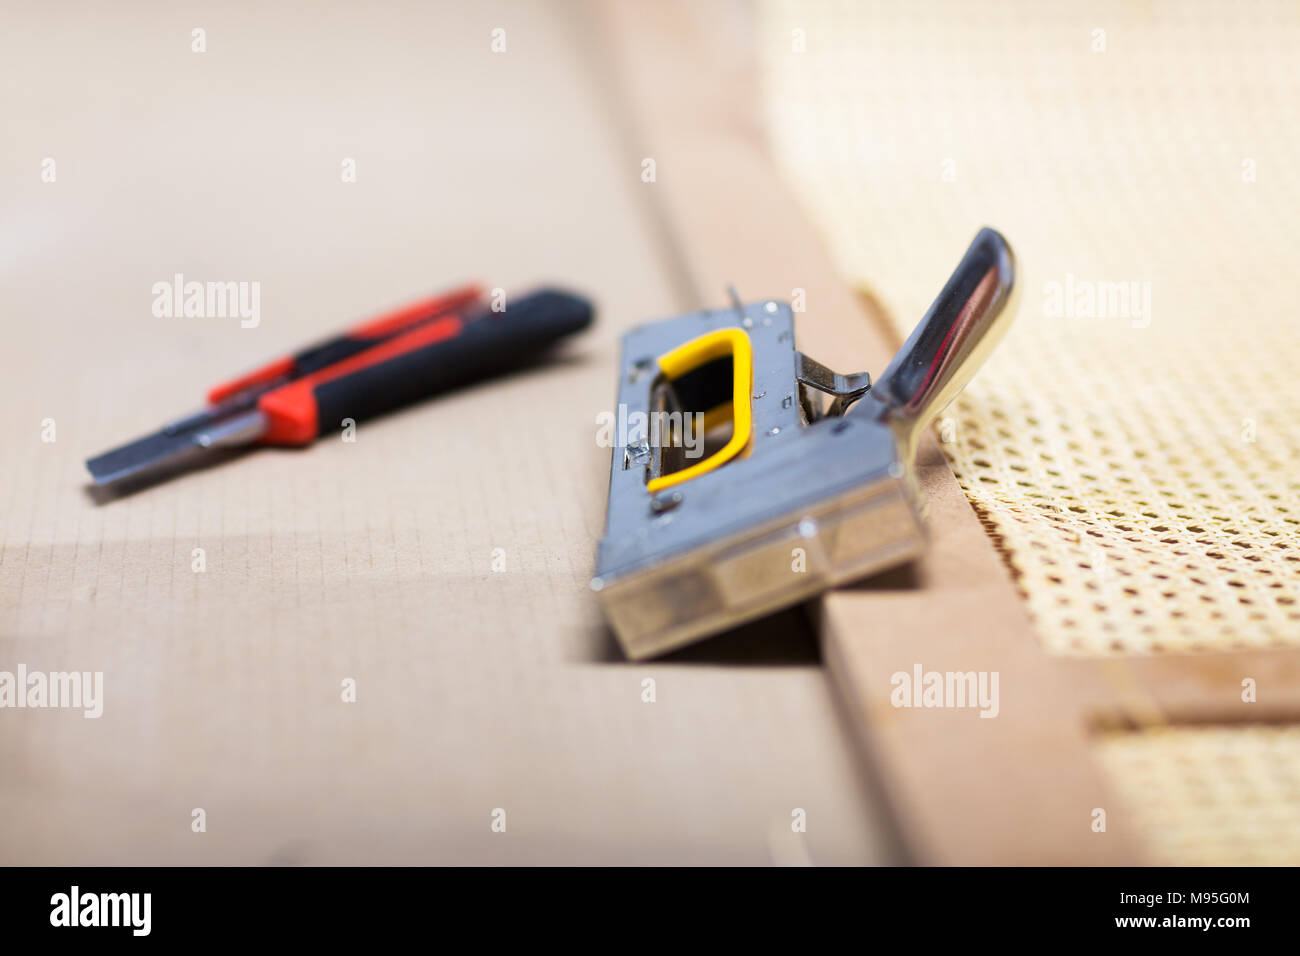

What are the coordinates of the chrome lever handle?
(859, 227, 1018, 454)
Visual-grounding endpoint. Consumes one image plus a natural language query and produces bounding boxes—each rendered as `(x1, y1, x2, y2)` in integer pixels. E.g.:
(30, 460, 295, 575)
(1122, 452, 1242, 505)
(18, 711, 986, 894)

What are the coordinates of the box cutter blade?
(86, 286, 593, 488)
(593, 227, 1017, 660)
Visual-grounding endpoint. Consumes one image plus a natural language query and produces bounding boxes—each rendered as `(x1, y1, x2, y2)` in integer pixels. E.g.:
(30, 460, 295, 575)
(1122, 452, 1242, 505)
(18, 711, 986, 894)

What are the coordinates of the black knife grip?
(311, 289, 594, 435)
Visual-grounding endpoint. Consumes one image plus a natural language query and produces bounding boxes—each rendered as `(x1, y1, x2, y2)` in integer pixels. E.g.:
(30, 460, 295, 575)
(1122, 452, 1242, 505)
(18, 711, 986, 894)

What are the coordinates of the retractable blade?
(86, 404, 268, 486)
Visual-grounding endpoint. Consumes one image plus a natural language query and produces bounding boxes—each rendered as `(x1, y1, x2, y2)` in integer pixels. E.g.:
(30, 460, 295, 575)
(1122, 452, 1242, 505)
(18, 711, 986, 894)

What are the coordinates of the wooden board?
(594, 0, 1145, 864)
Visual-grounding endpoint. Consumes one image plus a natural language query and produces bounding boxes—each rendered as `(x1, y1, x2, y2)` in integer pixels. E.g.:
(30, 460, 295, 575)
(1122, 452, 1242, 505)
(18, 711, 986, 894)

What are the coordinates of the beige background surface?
(755, 0, 1300, 862)
(0, 1, 890, 864)
(759, 0, 1300, 657)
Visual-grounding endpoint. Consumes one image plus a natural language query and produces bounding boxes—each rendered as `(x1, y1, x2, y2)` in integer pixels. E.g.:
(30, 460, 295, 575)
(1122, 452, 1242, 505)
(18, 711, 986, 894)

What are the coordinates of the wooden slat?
(1072, 650, 1300, 727)
(593, 0, 1143, 863)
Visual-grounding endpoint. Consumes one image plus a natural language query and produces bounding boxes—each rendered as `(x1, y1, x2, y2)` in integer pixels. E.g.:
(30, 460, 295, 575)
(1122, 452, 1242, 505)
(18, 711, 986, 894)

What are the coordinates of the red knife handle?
(206, 283, 484, 404)
(253, 288, 594, 445)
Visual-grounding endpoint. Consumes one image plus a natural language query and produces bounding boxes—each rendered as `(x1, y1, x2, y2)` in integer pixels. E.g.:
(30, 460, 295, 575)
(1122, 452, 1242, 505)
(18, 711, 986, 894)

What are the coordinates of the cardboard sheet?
(0, 1, 890, 864)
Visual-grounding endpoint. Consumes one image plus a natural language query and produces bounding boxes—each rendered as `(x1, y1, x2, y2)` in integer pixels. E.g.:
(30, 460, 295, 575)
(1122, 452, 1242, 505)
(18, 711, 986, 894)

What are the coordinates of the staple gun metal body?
(594, 228, 1018, 659)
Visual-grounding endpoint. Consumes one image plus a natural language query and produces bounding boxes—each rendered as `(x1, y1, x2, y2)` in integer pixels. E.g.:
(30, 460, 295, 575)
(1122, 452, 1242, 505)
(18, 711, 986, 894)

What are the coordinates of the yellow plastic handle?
(646, 327, 753, 494)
